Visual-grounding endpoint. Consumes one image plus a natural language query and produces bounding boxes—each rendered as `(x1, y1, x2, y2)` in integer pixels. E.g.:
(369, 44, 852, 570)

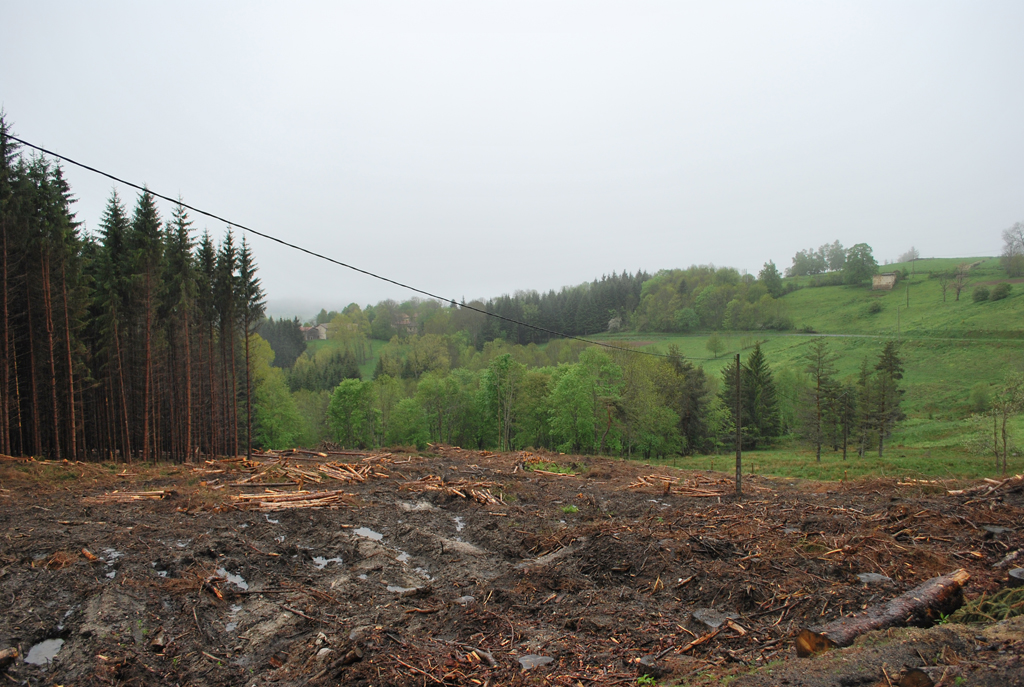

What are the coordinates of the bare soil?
(1, 448, 1023, 686)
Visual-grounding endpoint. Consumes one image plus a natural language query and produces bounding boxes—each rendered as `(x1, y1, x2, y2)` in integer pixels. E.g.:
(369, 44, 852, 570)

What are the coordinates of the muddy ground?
(1, 447, 1023, 686)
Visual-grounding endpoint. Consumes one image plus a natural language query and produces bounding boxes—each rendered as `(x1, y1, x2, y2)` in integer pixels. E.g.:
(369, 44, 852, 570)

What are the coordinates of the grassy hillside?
(593, 256, 1024, 475)
(781, 257, 1021, 338)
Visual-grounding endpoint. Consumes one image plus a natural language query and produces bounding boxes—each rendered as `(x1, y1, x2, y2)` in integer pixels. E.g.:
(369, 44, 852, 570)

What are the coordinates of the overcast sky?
(3, 1, 1022, 318)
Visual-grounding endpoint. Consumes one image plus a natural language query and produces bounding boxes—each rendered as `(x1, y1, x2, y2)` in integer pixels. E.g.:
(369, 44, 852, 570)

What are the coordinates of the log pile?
(401, 475, 504, 506)
(233, 489, 353, 511)
(229, 458, 389, 486)
(628, 474, 724, 497)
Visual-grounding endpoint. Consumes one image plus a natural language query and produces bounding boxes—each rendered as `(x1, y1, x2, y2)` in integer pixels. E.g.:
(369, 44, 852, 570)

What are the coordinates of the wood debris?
(83, 490, 173, 504)
(947, 474, 1024, 497)
(796, 569, 970, 657)
(233, 489, 353, 511)
(629, 474, 724, 497)
(401, 475, 504, 506)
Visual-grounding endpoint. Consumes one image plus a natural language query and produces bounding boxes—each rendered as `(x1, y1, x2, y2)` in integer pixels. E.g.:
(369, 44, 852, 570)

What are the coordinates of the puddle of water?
(518, 655, 553, 671)
(396, 551, 411, 563)
(226, 604, 243, 632)
(313, 556, 344, 570)
(57, 607, 75, 631)
(857, 572, 893, 586)
(454, 516, 465, 532)
(400, 500, 438, 512)
(24, 638, 64, 665)
(264, 514, 280, 524)
(354, 527, 383, 541)
(387, 585, 416, 593)
(217, 567, 249, 590)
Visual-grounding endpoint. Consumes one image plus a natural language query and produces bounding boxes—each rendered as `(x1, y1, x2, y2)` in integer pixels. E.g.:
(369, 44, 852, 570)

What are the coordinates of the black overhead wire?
(7, 133, 699, 359)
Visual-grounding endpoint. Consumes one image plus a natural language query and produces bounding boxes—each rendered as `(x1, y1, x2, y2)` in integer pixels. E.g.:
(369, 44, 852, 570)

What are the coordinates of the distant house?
(299, 324, 329, 341)
(872, 273, 898, 291)
(394, 313, 418, 335)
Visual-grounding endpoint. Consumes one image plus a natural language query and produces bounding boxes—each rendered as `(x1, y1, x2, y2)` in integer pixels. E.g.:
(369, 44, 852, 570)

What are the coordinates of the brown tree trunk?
(10, 335, 23, 455)
(142, 274, 152, 462)
(60, 259, 76, 460)
(243, 329, 251, 462)
(42, 252, 61, 459)
(796, 569, 970, 657)
(112, 315, 132, 463)
(229, 324, 238, 457)
(207, 324, 217, 457)
(0, 218, 8, 455)
(184, 309, 192, 462)
(26, 279, 42, 456)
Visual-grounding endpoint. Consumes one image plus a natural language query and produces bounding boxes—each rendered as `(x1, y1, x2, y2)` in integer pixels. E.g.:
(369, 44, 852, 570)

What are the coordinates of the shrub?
(867, 301, 883, 314)
(991, 283, 1013, 301)
(973, 286, 990, 302)
(969, 382, 990, 413)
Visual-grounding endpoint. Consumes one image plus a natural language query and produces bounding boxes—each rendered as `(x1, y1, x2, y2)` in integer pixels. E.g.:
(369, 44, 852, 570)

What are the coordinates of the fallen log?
(796, 569, 970, 657)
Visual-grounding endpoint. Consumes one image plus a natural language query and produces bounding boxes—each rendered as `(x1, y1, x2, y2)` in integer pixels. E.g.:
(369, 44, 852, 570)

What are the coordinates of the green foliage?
(843, 243, 878, 285)
(759, 261, 783, 297)
(949, 587, 1024, 623)
(969, 382, 991, 413)
(386, 397, 430, 449)
(991, 282, 1012, 301)
(249, 335, 303, 449)
(705, 333, 725, 358)
(973, 286, 990, 302)
(527, 460, 575, 474)
(328, 379, 374, 448)
(561, 505, 579, 513)
(719, 343, 781, 450)
(260, 316, 307, 368)
(867, 300, 883, 314)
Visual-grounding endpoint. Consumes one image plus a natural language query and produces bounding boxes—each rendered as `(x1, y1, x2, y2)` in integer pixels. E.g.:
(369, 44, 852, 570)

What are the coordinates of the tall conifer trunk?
(142, 273, 152, 462)
(60, 258, 76, 459)
(112, 315, 132, 462)
(184, 310, 192, 461)
(26, 279, 42, 455)
(42, 252, 61, 458)
(0, 218, 9, 455)
(230, 325, 238, 457)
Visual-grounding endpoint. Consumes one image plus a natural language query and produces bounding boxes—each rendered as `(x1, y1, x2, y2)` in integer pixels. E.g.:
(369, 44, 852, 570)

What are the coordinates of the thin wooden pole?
(735, 353, 742, 497)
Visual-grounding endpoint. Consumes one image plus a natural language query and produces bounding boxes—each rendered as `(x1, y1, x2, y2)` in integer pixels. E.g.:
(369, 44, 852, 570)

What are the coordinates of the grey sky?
(3, 1, 1022, 318)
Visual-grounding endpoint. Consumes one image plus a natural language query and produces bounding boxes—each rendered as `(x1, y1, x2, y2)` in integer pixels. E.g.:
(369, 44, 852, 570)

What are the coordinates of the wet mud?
(1, 449, 1023, 685)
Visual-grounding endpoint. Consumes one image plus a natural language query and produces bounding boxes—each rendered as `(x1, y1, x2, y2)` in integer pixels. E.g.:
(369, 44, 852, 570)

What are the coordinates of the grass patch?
(637, 437, 1024, 482)
(526, 460, 577, 475)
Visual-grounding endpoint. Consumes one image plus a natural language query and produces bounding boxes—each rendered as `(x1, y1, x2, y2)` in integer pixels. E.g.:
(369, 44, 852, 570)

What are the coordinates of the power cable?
(6, 133, 693, 359)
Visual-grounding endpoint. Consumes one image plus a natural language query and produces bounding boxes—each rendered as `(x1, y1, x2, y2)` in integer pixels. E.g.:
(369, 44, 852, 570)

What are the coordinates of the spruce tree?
(743, 343, 781, 447)
(800, 338, 838, 461)
(874, 341, 905, 457)
(237, 237, 265, 458)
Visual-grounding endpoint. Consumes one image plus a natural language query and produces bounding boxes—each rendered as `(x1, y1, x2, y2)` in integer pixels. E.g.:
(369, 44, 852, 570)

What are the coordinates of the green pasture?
(637, 430, 1024, 482)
